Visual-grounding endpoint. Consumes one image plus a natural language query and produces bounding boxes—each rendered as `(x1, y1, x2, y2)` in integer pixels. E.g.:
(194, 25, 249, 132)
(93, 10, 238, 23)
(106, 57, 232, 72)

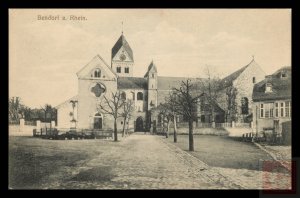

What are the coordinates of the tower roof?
(111, 34, 133, 61)
(144, 61, 157, 77)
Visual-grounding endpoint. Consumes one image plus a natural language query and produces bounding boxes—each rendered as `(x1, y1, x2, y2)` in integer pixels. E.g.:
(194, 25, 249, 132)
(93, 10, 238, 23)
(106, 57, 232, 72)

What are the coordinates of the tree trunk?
(173, 115, 177, 143)
(114, 119, 118, 141)
(166, 120, 170, 138)
(122, 117, 126, 137)
(188, 119, 194, 151)
(162, 115, 165, 132)
(211, 105, 215, 122)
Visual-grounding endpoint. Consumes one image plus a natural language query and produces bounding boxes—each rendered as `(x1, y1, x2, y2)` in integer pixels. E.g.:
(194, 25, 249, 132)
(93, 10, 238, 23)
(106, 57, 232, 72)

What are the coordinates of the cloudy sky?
(9, 9, 291, 108)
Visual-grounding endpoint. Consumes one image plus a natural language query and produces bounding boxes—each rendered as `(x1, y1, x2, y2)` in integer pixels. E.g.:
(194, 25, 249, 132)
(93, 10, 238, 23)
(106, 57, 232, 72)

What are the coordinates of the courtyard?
(9, 133, 291, 189)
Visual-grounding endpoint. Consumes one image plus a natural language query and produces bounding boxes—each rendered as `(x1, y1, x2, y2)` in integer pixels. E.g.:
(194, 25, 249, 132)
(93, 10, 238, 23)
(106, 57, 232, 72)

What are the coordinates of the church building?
(56, 33, 160, 132)
(56, 32, 266, 132)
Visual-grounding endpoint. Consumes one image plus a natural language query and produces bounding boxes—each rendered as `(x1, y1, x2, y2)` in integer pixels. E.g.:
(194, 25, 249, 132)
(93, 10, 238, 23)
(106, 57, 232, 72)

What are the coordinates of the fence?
(25, 120, 36, 126)
(9, 120, 19, 125)
(215, 122, 232, 128)
(235, 122, 251, 128)
(160, 121, 250, 129)
(197, 122, 212, 128)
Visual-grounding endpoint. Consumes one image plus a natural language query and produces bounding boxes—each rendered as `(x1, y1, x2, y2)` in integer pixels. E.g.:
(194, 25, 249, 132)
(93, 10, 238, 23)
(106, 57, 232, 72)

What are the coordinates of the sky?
(9, 9, 291, 108)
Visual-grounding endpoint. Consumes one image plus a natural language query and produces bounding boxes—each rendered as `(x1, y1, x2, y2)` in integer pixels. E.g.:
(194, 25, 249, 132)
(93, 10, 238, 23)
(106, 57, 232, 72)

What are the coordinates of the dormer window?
(265, 83, 272, 93)
(281, 73, 287, 78)
(94, 69, 101, 78)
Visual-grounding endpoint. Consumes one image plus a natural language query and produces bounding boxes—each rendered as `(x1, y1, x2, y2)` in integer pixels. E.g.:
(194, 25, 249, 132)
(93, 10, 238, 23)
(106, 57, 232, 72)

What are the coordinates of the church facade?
(56, 33, 266, 132)
(56, 34, 158, 132)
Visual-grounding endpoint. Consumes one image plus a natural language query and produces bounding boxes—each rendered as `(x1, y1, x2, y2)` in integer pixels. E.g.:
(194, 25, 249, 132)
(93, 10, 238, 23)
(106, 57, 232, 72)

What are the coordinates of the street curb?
(253, 142, 291, 171)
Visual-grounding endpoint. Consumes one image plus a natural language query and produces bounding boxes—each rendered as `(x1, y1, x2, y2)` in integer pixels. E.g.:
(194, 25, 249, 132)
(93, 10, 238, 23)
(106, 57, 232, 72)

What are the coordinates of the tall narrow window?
(116, 67, 121, 73)
(264, 103, 274, 118)
(252, 77, 256, 83)
(280, 102, 284, 117)
(260, 104, 264, 118)
(152, 73, 155, 78)
(285, 101, 290, 117)
(270, 103, 274, 118)
(125, 67, 129, 73)
(275, 102, 279, 117)
(241, 97, 249, 114)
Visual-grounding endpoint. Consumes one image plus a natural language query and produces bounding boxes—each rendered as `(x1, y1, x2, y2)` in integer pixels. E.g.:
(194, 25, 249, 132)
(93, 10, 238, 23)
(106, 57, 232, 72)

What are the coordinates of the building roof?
(117, 77, 148, 89)
(157, 76, 200, 90)
(76, 54, 117, 79)
(111, 34, 133, 61)
(55, 95, 78, 109)
(144, 61, 157, 77)
(252, 67, 291, 102)
(220, 59, 258, 88)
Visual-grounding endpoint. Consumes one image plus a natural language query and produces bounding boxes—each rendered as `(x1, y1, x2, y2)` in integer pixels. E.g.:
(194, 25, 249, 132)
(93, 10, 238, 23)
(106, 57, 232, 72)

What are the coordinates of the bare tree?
(163, 93, 180, 142)
(156, 103, 172, 138)
(98, 91, 125, 141)
(198, 66, 222, 123)
(9, 97, 22, 122)
(225, 85, 238, 122)
(120, 99, 134, 137)
(171, 79, 201, 151)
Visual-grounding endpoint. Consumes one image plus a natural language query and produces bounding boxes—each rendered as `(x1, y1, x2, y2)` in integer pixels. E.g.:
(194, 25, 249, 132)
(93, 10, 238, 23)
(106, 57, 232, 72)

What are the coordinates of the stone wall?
(233, 61, 266, 120)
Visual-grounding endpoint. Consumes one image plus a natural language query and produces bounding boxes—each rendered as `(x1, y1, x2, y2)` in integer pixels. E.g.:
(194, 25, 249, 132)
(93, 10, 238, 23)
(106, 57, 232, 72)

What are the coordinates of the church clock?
(120, 54, 126, 61)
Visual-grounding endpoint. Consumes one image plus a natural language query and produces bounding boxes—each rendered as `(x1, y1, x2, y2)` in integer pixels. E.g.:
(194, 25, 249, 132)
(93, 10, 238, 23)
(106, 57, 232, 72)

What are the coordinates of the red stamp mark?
(261, 159, 296, 194)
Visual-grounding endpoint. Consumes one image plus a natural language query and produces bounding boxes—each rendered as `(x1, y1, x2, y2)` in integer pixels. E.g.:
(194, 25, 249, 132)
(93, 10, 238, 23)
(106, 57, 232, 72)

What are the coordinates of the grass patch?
(165, 134, 281, 171)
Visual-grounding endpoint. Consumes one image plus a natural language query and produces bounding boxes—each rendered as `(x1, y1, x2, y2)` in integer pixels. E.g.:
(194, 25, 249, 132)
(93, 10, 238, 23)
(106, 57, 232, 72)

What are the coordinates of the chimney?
(265, 75, 272, 81)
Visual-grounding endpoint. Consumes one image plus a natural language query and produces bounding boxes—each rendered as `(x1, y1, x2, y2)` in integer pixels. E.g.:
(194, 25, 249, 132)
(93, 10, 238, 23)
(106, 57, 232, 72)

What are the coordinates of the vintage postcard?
(9, 9, 292, 189)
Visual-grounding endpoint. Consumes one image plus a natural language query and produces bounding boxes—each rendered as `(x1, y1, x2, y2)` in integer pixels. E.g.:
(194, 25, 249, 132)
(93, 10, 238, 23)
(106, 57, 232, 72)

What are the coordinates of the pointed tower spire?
(122, 21, 123, 35)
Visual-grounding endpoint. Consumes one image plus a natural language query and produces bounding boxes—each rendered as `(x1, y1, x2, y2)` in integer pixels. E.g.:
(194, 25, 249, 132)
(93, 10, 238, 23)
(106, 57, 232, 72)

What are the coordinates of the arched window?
(137, 92, 143, 100)
(94, 69, 101, 78)
(121, 92, 126, 100)
(95, 112, 102, 117)
(94, 112, 102, 129)
(241, 97, 249, 114)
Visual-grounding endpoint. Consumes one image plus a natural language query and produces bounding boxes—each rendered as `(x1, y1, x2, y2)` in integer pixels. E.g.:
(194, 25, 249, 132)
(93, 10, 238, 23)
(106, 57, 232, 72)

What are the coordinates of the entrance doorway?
(94, 113, 102, 129)
(135, 117, 144, 132)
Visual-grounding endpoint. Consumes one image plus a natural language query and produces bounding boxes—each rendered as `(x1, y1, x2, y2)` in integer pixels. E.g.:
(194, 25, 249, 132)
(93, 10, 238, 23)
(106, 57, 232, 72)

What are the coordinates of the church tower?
(144, 61, 158, 110)
(111, 33, 134, 77)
